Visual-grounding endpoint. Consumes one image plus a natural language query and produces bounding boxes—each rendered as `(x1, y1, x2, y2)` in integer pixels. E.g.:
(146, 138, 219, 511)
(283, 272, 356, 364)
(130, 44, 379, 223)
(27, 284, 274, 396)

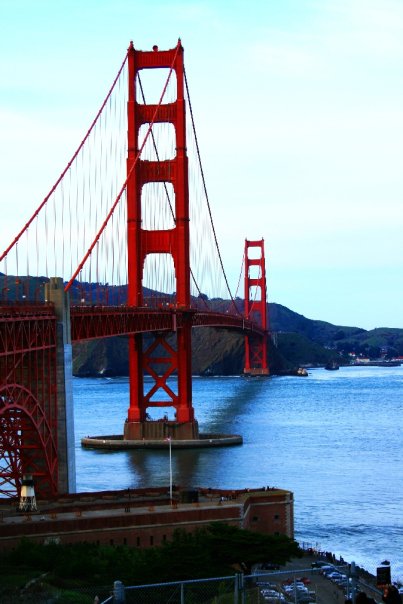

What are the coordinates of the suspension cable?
(184, 68, 242, 316)
(234, 250, 245, 300)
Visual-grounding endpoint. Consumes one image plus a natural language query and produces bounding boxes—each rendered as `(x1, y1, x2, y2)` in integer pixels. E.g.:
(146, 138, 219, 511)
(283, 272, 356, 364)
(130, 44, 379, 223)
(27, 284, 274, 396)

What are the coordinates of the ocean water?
(73, 366, 403, 581)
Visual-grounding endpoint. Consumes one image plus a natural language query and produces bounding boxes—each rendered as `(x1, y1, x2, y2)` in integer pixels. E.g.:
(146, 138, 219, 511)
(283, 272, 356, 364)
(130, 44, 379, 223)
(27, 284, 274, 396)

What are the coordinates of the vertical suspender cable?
(0, 53, 128, 264)
(184, 69, 242, 316)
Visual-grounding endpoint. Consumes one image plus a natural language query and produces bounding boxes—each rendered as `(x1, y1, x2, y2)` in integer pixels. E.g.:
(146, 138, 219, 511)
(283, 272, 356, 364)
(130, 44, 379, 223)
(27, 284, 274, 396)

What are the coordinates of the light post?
(168, 437, 173, 503)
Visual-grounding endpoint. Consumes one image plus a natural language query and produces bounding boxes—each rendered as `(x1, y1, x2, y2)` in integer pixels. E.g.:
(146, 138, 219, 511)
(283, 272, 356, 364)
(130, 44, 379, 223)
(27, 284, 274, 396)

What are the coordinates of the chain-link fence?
(0, 563, 389, 603)
(96, 564, 386, 604)
(100, 575, 243, 604)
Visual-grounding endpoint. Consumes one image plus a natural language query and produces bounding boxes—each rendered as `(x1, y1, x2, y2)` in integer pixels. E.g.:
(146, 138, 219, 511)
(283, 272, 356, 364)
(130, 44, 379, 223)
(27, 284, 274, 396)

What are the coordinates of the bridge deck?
(70, 306, 265, 341)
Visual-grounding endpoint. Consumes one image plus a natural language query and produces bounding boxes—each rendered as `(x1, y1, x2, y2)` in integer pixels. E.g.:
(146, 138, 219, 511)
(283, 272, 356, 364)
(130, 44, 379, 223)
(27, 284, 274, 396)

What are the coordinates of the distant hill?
(268, 303, 366, 345)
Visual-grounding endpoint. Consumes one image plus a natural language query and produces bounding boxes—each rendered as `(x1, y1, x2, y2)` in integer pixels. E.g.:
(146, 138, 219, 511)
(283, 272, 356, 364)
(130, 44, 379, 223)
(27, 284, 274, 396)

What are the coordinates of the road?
(252, 554, 383, 604)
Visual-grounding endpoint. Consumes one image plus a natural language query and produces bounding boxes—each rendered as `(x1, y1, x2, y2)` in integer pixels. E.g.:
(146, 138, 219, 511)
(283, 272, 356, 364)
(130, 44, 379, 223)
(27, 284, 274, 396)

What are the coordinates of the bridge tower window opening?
(136, 68, 177, 106)
(248, 285, 262, 302)
(248, 264, 262, 281)
(246, 245, 262, 260)
(142, 253, 176, 308)
(138, 122, 176, 162)
(141, 182, 176, 231)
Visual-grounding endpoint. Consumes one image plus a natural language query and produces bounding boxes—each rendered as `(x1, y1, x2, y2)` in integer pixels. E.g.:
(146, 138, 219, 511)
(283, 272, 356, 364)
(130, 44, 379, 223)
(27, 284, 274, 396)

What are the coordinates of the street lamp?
(166, 437, 173, 504)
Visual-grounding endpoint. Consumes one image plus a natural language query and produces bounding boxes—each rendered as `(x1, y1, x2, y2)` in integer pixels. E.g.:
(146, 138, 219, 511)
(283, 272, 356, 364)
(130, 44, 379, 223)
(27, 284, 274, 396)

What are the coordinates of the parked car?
(311, 560, 330, 569)
(320, 564, 336, 574)
(262, 562, 281, 570)
(261, 588, 286, 602)
(326, 571, 344, 580)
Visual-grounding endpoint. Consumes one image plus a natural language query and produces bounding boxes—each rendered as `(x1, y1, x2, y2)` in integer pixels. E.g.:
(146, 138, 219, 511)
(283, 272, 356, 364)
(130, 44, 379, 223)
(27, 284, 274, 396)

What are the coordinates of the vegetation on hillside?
(275, 332, 348, 366)
(332, 327, 403, 358)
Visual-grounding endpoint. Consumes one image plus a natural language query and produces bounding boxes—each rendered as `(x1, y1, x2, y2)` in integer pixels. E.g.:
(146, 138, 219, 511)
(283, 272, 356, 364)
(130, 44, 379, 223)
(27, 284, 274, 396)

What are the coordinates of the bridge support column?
(124, 319, 199, 441)
(124, 41, 198, 441)
(45, 278, 76, 493)
(244, 239, 269, 376)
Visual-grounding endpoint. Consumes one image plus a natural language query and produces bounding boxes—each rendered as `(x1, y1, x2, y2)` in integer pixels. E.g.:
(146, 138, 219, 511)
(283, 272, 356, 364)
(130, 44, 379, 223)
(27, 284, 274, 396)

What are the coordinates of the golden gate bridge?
(0, 41, 269, 501)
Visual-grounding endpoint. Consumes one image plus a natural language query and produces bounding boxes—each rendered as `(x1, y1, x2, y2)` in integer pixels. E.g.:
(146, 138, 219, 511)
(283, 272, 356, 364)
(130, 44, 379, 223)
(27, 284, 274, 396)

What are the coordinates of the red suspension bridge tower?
(244, 239, 269, 376)
(124, 41, 197, 441)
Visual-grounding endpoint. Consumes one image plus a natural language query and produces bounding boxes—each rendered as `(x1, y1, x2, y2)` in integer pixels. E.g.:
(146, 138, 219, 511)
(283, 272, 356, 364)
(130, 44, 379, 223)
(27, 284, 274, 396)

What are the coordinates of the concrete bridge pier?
(45, 278, 76, 494)
(124, 419, 199, 441)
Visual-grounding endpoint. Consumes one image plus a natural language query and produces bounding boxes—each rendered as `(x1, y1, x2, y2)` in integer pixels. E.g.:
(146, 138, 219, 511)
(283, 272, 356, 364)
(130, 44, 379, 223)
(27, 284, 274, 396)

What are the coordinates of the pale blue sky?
(1, 0, 402, 329)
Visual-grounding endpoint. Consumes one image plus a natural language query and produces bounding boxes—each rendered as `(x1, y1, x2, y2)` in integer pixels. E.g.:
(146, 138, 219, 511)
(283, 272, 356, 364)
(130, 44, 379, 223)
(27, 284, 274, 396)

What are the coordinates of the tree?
(150, 523, 302, 581)
(1, 524, 302, 589)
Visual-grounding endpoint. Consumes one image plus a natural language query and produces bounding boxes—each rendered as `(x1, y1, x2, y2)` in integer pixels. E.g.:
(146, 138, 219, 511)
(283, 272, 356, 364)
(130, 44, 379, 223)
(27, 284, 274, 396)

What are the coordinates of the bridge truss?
(0, 306, 58, 498)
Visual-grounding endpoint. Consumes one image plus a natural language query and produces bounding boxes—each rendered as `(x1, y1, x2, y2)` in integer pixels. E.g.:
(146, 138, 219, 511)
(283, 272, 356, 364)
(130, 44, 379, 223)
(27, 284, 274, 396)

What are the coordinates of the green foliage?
(276, 332, 338, 365)
(334, 327, 403, 357)
(2, 539, 141, 585)
(202, 522, 301, 569)
(0, 565, 40, 588)
(0, 524, 301, 591)
(133, 523, 301, 583)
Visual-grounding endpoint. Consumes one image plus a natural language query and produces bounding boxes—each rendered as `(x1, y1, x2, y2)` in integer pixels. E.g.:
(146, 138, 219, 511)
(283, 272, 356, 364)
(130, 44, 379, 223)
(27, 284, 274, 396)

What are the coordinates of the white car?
(261, 589, 286, 602)
(320, 565, 336, 574)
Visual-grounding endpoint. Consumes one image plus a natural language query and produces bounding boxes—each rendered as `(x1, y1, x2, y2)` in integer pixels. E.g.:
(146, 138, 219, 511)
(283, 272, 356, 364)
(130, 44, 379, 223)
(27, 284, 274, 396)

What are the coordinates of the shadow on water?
(193, 375, 273, 430)
(125, 376, 276, 490)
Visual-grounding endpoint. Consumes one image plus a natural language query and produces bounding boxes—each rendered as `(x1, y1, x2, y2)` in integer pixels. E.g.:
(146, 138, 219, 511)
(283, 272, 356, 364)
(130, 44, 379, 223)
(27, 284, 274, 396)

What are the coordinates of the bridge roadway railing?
(70, 305, 265, 342)
(0, 303, 56, 320)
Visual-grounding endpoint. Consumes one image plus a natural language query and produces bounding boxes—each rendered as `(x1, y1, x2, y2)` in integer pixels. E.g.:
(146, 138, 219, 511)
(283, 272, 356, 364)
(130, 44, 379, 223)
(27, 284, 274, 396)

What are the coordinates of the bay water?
(73, 365, 403, 581)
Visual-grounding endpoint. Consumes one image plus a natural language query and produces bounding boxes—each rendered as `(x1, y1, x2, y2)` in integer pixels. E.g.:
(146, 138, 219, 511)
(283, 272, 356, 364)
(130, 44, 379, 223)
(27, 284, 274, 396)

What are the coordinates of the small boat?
(325, 360, 339, 370)
(296, 367, 308, 376)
